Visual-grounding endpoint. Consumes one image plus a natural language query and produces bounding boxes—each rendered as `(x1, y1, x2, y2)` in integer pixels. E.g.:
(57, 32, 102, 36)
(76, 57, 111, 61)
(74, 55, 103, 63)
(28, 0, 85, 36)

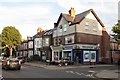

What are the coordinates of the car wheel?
(17, 66, 21, 70)
(4, 67, 8, 70)
(2, 66, 4, 69)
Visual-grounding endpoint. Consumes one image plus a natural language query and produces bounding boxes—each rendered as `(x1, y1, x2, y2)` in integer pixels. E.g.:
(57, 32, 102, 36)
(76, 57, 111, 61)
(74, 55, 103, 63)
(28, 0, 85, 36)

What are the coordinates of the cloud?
(0, 0, 119, 39)
(0, 2, 56, 39)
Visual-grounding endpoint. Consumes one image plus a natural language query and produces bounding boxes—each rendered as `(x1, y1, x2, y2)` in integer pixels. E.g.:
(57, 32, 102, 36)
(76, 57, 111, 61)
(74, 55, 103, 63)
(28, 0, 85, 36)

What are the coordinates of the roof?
(43, 29, 54, 36)
(56, 9, 105, 27)
(33, 32, 43, 38)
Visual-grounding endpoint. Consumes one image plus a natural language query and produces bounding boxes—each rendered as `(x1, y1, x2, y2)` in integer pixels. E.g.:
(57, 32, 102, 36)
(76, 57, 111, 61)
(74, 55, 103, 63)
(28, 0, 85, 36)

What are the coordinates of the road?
(1, 62, 119, 79)
(2, 65, 90, 78)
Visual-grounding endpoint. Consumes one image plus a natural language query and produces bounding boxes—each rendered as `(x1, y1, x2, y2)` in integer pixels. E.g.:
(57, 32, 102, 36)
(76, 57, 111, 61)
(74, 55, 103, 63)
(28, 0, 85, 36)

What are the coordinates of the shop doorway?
(74, 50, 82, 64)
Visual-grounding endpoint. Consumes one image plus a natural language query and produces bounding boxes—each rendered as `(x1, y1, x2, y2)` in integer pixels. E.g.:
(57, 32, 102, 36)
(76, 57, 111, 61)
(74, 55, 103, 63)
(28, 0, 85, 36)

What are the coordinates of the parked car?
(16, 56, 26, 64)
(2, 58, 21, 70)
(0, 53, 4, 61)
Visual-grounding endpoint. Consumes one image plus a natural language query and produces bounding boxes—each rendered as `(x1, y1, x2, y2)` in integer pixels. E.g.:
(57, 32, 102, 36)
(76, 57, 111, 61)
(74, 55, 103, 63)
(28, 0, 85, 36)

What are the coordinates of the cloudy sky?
(0, 0, 119, 39)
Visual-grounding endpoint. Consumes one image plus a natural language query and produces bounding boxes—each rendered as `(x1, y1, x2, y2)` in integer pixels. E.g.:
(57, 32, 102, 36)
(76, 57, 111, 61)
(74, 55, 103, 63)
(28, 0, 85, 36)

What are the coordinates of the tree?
(112, 20, 120, 45)
(1, 26, 22, 57)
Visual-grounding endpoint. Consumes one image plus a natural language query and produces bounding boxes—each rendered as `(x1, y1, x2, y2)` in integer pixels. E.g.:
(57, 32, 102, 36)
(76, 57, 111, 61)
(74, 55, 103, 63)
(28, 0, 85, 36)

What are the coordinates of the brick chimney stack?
(69, 7, 76, 17)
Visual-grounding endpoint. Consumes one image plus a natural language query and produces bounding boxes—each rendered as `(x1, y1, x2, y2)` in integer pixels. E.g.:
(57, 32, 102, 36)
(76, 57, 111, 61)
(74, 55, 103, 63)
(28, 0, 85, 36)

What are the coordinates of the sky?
(0, 0, 119, 39)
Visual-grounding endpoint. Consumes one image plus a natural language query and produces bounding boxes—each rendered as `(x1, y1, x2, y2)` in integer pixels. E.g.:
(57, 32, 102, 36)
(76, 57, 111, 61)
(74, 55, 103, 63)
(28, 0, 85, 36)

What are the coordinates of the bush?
(30, 54, 40, 61)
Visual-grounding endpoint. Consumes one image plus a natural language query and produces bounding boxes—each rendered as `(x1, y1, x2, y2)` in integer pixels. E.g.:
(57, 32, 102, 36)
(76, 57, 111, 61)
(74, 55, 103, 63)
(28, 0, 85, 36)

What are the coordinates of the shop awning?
(50, 46, 63, 51)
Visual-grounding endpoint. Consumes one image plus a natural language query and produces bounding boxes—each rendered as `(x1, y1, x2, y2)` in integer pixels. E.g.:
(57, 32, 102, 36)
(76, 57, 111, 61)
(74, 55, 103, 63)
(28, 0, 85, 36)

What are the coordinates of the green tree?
(1, 26, 22, 57)
(112, 20, 120, 44)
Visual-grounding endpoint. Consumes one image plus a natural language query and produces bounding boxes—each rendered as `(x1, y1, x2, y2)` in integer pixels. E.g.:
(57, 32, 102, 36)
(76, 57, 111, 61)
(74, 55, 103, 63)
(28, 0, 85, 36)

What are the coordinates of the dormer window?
(63, 24, 67, 32)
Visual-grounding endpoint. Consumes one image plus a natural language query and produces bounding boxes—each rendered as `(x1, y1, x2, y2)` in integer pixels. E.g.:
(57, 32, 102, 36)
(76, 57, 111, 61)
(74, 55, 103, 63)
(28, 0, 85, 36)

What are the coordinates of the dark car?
(2, 58, 21, 70)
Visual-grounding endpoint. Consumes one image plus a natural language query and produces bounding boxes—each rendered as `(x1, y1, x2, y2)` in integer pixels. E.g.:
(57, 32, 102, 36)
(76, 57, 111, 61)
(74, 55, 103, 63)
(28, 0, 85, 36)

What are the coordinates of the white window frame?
(63, 24, 67, 32)
(84, 22, 89, 30)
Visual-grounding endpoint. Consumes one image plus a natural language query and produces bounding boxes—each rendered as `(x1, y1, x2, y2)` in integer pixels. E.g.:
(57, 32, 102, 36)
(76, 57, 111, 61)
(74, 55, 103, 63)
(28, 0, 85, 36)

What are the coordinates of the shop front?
(62, 45, 74, 61)
(50, 46, 63, 61)
(62, 44, 99, 64)
(73, 44, 99, 64)
(81, 50, 98, 64)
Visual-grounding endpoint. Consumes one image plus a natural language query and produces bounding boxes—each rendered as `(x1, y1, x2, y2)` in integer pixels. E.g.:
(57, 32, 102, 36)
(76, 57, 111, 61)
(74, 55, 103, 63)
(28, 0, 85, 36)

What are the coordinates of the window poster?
(83, 51, 90, 62)
(90, 51, 96, 62)
(83, 50, 96, 62)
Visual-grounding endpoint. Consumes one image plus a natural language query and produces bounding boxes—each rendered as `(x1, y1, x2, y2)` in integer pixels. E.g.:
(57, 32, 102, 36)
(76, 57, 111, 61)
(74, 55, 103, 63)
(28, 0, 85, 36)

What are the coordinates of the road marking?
(88, 70, 95, 73)
(66, 71, 73, 74)
(75, 72, 82, 75)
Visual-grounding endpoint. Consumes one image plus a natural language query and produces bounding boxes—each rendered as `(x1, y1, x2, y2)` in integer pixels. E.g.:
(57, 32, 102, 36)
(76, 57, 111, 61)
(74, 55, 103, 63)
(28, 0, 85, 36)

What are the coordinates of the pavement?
(23, 61, 120, 79)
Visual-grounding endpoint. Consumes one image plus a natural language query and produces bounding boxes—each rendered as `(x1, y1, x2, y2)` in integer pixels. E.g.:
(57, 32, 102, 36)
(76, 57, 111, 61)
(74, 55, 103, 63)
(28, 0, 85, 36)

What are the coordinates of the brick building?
(50, 8, 111, 64)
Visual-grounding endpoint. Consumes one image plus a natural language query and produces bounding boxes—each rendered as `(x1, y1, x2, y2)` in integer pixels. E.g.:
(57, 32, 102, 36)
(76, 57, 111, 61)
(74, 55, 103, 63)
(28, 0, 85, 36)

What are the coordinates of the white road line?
(69, 71, 74, 74)
(75, 72, 82, 75)
(88, 70, 95, 73)
(66, 71, 74, 74)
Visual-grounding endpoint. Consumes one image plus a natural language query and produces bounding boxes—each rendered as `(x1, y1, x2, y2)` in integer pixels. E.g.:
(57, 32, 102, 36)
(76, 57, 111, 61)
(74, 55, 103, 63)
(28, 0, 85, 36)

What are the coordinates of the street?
(2, 65, 88, 78)
(1, 62, 119, 79)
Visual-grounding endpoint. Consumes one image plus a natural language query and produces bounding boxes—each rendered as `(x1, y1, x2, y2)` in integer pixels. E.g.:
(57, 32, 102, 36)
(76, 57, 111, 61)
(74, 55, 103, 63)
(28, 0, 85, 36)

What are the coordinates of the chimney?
(69, 7, 76, 17)
(27, 36, 30, 40)
(37, 27, 43, 33)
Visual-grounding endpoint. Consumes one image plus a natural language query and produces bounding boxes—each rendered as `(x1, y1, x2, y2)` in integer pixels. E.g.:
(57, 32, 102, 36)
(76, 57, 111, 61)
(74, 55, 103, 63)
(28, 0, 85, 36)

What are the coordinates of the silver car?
(2, 58, 21, 70)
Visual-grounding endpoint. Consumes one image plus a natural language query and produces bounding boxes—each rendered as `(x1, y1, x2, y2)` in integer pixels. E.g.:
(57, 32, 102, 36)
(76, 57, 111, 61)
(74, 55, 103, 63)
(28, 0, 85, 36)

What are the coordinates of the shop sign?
(51, 46, 63, 51)
(79, 44, 98, 49)
(63, 45, 74, 50)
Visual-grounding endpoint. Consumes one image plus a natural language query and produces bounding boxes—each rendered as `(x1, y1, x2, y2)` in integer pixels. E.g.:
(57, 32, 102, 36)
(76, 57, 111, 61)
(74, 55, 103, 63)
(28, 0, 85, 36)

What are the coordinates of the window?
(29, 41, 33, 48)
(84, 22, 89, 30)
(93, 23, 97, 31)
(65, 35, 74, 44)
(58, 37, 62, 45)
(44, 38, 49, 46)
(54, 52, 58, 60)
(37, 41, 39, 47)
(63, 24, 67, 32)
(54, 38, 57, 46)
(59, 25, 62, 33)
(39, 38, 42, 48)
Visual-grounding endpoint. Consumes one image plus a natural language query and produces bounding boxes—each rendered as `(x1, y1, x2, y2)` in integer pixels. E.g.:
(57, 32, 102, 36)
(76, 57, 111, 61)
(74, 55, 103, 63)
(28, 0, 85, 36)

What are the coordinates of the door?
(74, 50, 81, 63)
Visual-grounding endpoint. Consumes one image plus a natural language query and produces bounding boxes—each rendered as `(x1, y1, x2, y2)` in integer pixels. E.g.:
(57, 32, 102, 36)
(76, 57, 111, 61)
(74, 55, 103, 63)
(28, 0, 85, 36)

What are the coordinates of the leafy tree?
(1, 26, 22, 57)
(112, 20, 120, 44)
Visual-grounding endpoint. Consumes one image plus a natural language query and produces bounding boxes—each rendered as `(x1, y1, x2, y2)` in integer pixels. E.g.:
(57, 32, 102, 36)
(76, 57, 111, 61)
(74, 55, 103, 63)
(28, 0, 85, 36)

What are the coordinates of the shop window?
(54, 52, 58, 60)
(63, 51, 71, 60)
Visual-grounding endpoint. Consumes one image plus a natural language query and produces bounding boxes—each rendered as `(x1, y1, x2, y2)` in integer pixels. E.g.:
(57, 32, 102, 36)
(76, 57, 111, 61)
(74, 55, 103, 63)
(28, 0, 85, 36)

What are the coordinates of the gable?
(76, 11, 102, 36)
(85, 11, 102, 31)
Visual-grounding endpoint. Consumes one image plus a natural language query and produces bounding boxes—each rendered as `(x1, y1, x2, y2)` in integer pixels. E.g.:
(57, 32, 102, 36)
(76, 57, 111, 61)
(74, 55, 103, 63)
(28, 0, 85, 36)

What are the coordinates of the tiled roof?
(33, 32, 43, 38)
(43, 29, 54, 36)
(73, 9, 91, 23)
(62, 9, 91, 24)
(57, 9, 104, 27)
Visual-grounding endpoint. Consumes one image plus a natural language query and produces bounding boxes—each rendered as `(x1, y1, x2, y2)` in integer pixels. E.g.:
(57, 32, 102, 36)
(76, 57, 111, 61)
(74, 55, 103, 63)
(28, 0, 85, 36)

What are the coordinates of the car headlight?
(7, 61, 10, 65)
(19, 61, 21, 64)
